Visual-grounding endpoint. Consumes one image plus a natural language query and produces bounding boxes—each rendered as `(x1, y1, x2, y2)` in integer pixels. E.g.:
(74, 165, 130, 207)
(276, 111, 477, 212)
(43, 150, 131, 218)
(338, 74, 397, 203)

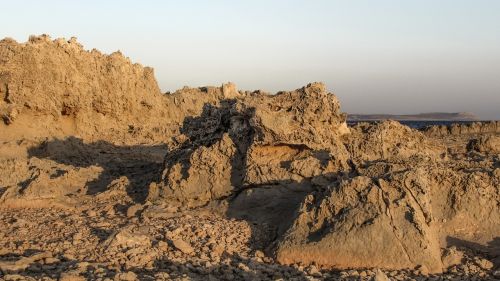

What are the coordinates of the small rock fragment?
(126, 204, 143, 217)
(373, 269, 390, 281)
(115, 271, 137, 281)
(86, 210, 97, 217)
(1, 107, 18, 125)
(254, 250, 265, 258)
(157, 240, 169, 251)
(44, 257, 60, 264)
(441, 247, 464, 269)
(60, 272, 86, 281)
(171, 238, 194, 254)
(474, 258, 494, 270)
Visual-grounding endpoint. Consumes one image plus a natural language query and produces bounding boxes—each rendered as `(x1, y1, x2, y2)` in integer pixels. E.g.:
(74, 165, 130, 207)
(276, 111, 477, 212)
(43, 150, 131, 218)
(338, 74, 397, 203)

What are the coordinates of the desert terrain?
(0, 35, 499, 281)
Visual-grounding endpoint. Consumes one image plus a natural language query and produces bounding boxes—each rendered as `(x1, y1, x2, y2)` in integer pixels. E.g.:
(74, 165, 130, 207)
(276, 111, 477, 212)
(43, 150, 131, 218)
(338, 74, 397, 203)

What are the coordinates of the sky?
(1, 0, 499, 119)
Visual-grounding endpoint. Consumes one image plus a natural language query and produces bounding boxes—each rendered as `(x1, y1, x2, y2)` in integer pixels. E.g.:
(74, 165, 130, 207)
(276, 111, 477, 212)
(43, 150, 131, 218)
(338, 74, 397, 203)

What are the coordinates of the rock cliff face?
(0, 36, 499, 278)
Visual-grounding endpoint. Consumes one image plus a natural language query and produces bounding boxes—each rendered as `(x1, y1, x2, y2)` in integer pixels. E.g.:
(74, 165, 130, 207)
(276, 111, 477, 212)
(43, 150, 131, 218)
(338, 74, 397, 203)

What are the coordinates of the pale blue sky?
(1, 0, 499, 119)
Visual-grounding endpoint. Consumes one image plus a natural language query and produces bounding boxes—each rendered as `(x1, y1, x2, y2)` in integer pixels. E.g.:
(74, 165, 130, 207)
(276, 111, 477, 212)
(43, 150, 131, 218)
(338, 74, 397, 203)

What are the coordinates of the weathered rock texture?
(276, 157, 500, 272)
(277, 175, 443, 272)
(0, 35, 171, 142)
(274, 121, 499, 273)
(152, 84, 499, 273)
(423, 121, 500, 137)
(1, 36, 499, 278)
(346, 120, 444, 162)
(467, 135, 500, 154)
(151, 83, 350, 208)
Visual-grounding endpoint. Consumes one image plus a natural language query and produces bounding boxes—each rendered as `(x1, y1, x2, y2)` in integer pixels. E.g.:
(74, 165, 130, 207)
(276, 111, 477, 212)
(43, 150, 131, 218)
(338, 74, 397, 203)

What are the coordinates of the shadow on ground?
(27, 137, 166, 203)
(447, 236, 500, 268)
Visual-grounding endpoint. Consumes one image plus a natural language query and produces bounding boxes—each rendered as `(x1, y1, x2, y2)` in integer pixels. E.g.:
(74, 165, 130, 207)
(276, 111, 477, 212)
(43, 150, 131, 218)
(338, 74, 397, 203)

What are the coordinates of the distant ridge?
(347, 112, 479, 121)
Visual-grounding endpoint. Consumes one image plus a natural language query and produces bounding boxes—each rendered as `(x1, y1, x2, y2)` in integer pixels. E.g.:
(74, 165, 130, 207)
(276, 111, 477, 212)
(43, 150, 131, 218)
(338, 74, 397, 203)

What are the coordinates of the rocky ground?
(1, 36, 499, 280)
(0, 202, 498, 281)
(1, 130, 498, 281)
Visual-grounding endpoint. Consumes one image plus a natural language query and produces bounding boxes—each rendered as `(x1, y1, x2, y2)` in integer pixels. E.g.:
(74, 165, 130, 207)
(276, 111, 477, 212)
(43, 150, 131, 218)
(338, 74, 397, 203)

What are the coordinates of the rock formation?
(1, 36, 499, 280)
(423, 121, 500, 137)
(0, 35, 171, 142)
(150, 82, 350, 209)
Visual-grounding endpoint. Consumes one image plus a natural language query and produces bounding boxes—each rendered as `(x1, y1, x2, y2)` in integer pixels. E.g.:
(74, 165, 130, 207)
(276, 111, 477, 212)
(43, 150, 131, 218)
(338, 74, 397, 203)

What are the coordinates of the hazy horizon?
(2, 0, 499, 119)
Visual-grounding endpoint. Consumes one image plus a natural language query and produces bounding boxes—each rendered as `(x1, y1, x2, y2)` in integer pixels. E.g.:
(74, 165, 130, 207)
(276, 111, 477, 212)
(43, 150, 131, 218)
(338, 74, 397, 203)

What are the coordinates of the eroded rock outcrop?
(467, 135, 500, 154)
(150, 83, 350, 208)
(423, 121, 500, 137)
(276, 158, 500, 273)
(276, 174, 442, 272)
(151, 81, 499, 273)
(0, 35, 171, 142)
(346, 121, 445, 162)
(156, 108, 499, 273)
(0, 35, 498, 276)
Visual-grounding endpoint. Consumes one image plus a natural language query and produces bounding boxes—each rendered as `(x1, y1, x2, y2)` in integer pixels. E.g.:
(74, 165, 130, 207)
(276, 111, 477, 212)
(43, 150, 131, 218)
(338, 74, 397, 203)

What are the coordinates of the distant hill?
(347, 112, 479, 121)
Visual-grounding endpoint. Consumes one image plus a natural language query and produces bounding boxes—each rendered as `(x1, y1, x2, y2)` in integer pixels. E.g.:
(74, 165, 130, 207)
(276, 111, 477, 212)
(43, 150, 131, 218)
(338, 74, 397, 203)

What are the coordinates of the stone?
(126, 204, 143, 218)
(171, 239, 194, 254)
(1, 107, 18, 125)
(115, 271, 137, 281)
(87, 210, 97, 217)
(44, 257, 60, 264)
(277, 174, 443, 273)
(373, 269, 390, 281)
(111, 229, 151, 248)
(157, 240, 169, 251)
(254, 250, 265, 258)
(308, 265, 321, 277)
(60, 272, 87, 281)
(474, 258, 494, 270)
(441, 247, 464, 269)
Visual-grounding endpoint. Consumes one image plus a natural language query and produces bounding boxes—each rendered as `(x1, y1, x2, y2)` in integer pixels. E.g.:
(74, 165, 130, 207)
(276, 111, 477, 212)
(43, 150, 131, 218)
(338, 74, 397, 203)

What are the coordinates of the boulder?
(276, 174, 443, 273)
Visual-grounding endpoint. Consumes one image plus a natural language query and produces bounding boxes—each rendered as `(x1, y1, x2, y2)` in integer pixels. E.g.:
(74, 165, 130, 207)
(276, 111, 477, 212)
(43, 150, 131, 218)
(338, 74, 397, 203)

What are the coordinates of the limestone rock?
(346, 120, 443, 162)
(108, 229, 151, 248)
(441, 247, 464, 269)
(171, 239, 194, 254)
(152, 83, 350, 208)
(467, 135, 500, 153)
(0, 35, 170, 143)
(0, 35, 499, 278)
(276, 175, 443, 273)
(373, 269, 390, 281)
